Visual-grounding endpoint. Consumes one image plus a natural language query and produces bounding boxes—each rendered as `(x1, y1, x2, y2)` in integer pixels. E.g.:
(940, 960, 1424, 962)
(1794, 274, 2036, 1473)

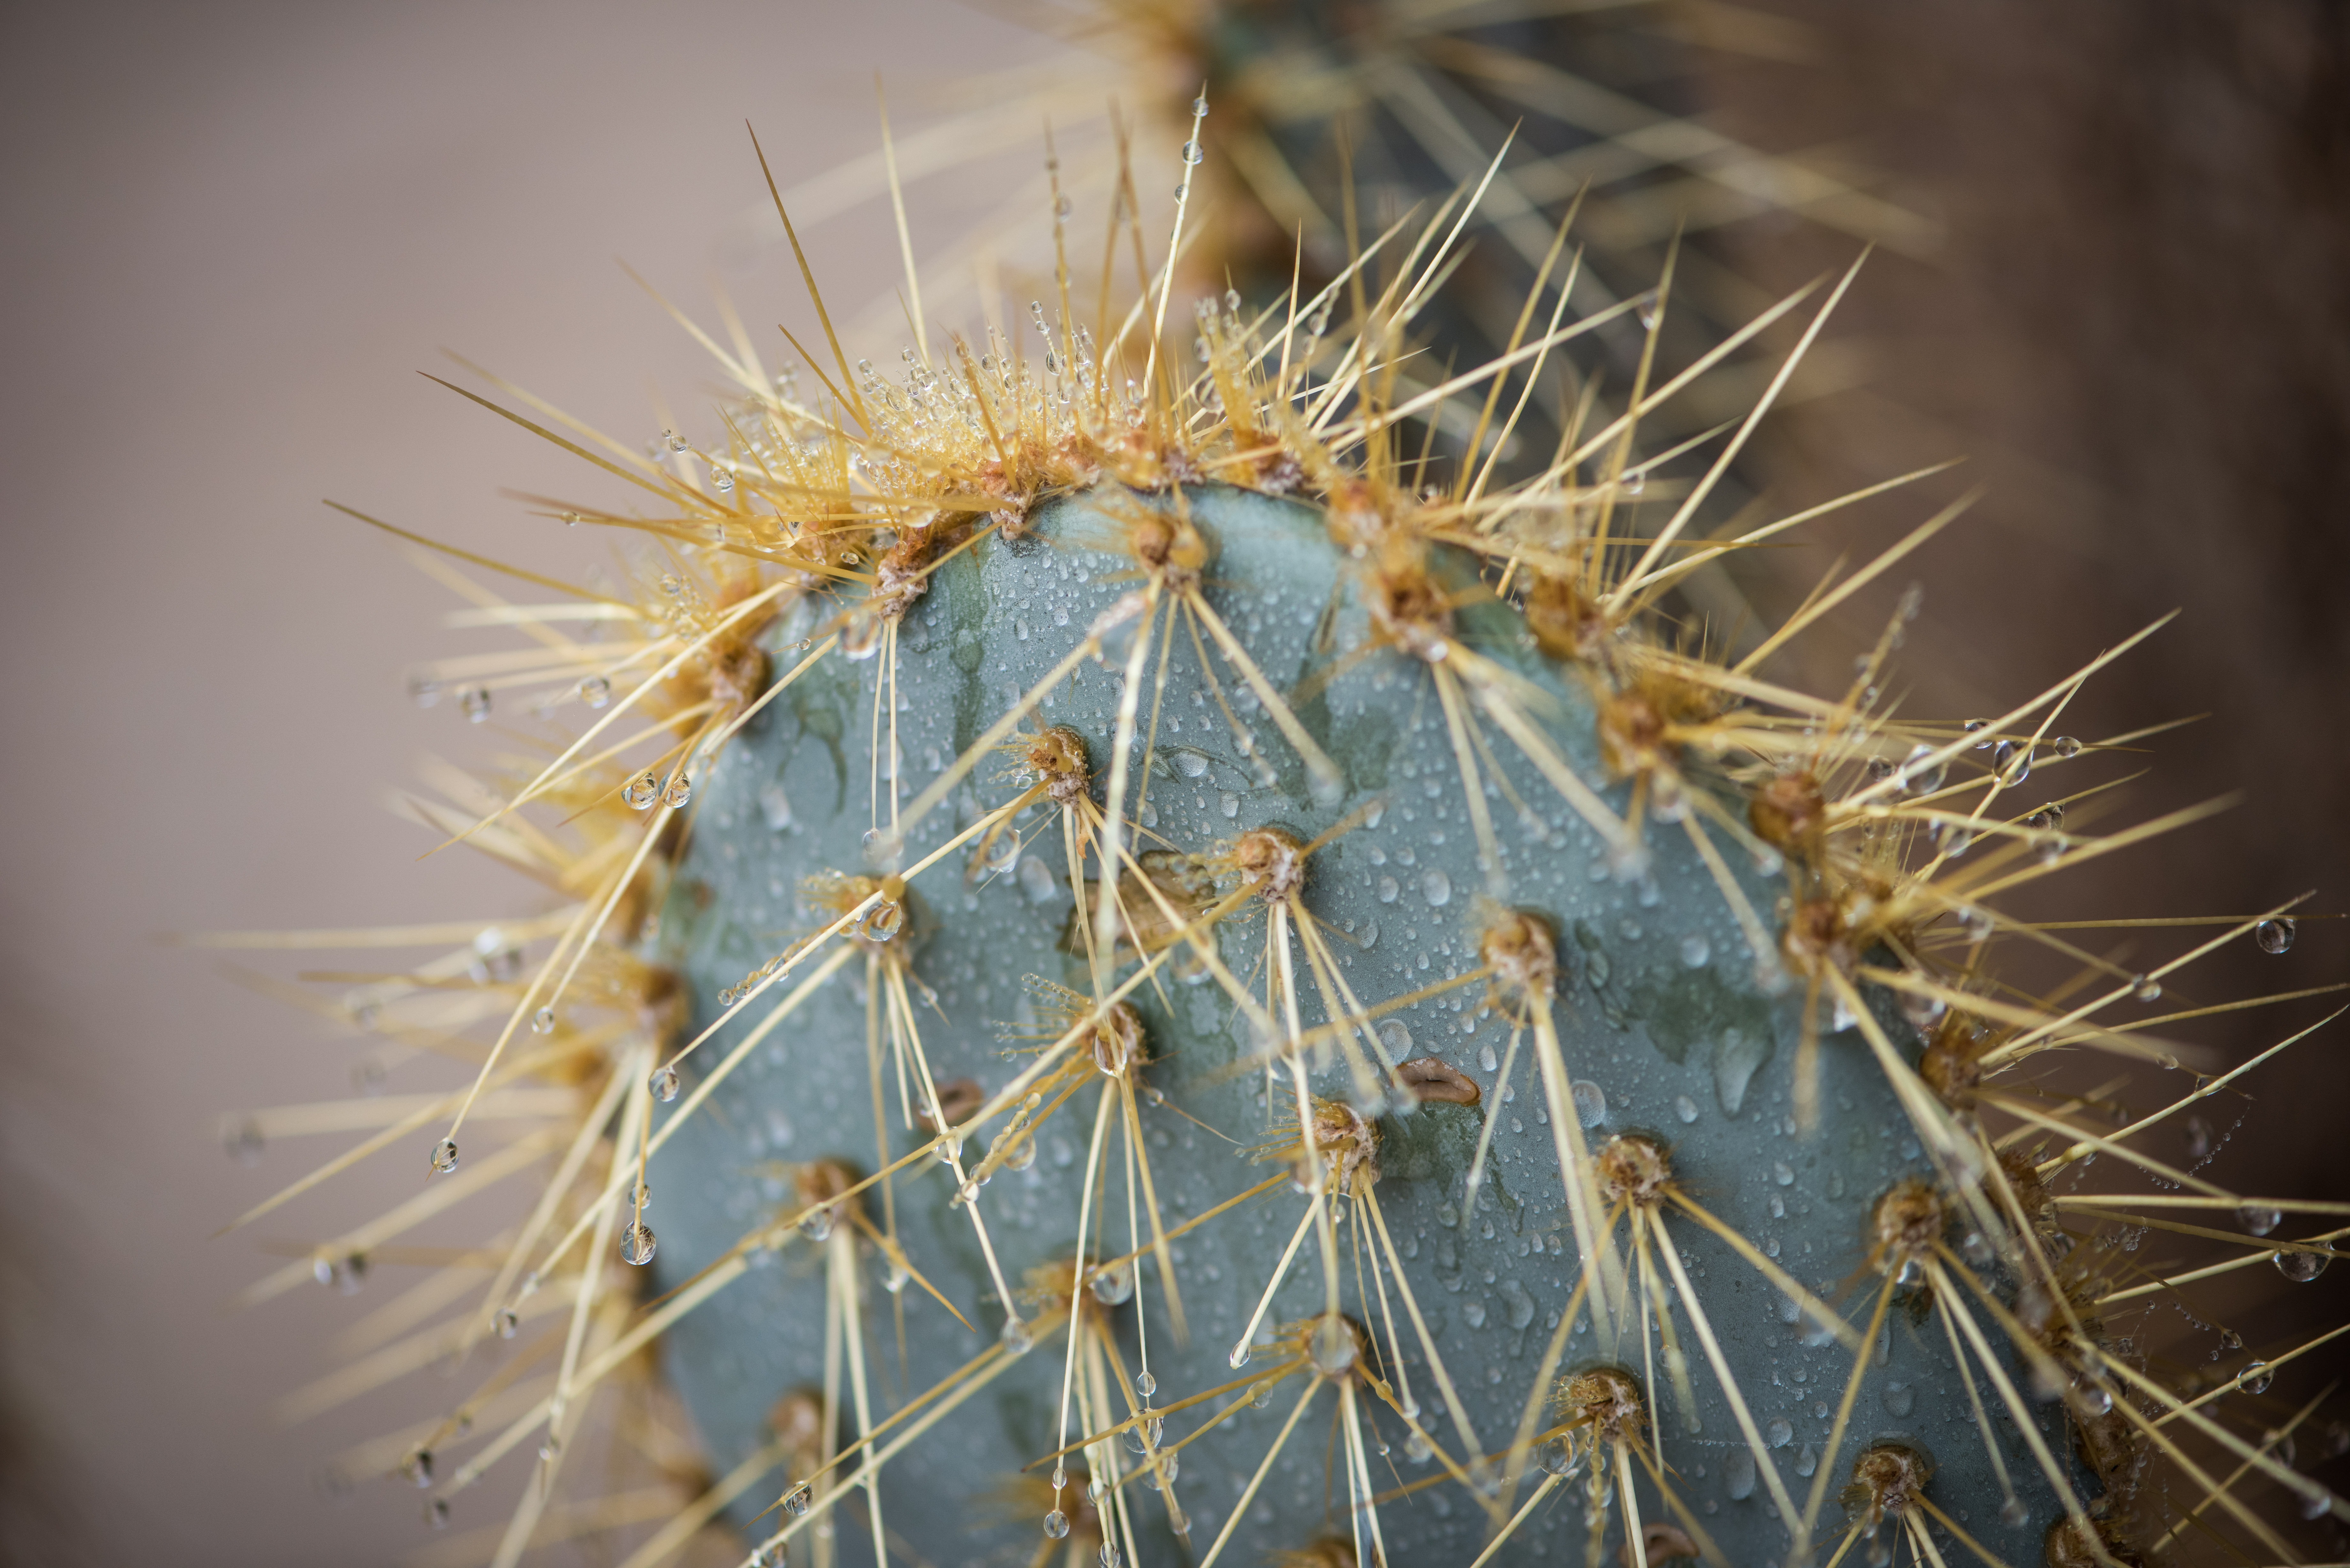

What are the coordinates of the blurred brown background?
(1706, 0, 2350, 1376)
(3, 2, 2345, 1564)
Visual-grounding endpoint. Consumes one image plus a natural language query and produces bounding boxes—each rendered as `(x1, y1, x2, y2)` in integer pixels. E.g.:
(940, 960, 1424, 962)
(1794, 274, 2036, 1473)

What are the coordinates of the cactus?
(650, 474, 2067, 1568)
(214, 112, 2347, 1568)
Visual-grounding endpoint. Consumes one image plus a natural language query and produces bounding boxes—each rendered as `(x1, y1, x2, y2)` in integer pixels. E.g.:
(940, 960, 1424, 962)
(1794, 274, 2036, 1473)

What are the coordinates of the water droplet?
(1377, 1019, 1412, 1056)
(2256, 917, 2298, 955)
(1421, 869, 1452, 907)
(402, 1449, 434, 1487)
(759, 783, 793, 831)
(1406, 1429, 1434, 1463)
(1572, 1079, 1606, 1127)
(531, 1006, 555, 1034)
(1044, 1511, 1070, 1539)
(648, 1066, 679, 1102)
(1181, 139, 1204, 165)
(1796, 1444, 1818, 1477)
(2184, 1116, 2212, 1159)
(1679, 933, 1710, 968)
(1090, 1262, 1133, 1306)
(1227, 1342, 1251, 1370)
(1191, 94, 1210, 117)
(623, 771, 660, 810)
(2131, 973, 2163, 1003)
(1715, 1027, 1770, 1117)
(2052, 735, 2082, 760)
(1462, 1300, 1487, 1329)
(430, 1139, 459, 1175)
(1901, 743, 1946, 794)
(2001, 1498, 2029, 1527)
(426, 1498, 449, 1528)
(579, 675, 610, 709)
(2277, 1243, 2332, 1283)
(861, 898, 907, 942)
(620, 1222, 656, 1265)
(2238, 1360, 2274, 1396)
(1376, 876, 1399, 904)
(1880, 1379, 1916, 1417)
(1725, 1446, 1757, 1500)
(1993, 740, 2030, 785)
(798, 1207, 833, 1243)
(1017, 855, 1057, 904)
(783, 1482, 812, 1518)
(662, 773, 692, 809)
(1309, 1316, 1356, 1375)
(1135, 1370, 1156, 1398)
(495, 1308, 519, 1338)
(1172, 181, 1188, 201)
(1218, 790, 1240, 819)
(1774, 1162, 1795, 1187)
(1001, 1316, 1034, 1355)
(1501, 1280, 1534, 1329)
(1674, 1094, 1699, 1124)
(1763, 1417, 1792, 1449)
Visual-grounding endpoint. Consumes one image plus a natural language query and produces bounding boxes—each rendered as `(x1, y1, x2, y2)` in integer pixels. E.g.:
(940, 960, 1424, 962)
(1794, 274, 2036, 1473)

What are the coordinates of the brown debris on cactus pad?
(1395, 1055, 1480, 1106)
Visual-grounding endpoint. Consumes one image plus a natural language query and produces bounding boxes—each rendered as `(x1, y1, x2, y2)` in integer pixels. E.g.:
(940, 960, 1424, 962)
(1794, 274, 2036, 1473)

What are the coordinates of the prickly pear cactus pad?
(216, 117, 2349, 1568)
(650, 479, 2059, 1567)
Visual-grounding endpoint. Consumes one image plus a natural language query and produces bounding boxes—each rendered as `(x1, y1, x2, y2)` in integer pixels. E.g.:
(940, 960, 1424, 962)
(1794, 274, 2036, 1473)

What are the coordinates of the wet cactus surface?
(649, 485, 2069, 1564)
